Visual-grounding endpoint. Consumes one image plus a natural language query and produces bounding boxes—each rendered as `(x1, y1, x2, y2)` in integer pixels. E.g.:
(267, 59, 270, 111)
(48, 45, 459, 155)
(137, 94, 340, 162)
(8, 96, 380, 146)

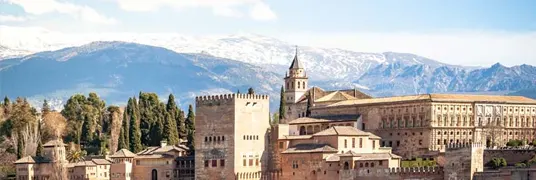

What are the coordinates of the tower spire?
(289, 45, 303, 69)
(295, 45, 298, 57)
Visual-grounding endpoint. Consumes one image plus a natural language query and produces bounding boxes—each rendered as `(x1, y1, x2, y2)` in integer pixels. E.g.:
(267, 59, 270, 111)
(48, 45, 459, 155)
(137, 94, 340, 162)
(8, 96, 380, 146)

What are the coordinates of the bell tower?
(284, 46, 308, 104)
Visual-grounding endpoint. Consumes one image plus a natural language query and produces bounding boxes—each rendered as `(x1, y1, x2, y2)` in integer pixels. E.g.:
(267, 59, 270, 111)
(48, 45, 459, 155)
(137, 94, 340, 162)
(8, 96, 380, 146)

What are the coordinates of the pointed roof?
(110, 149, 136, 158)
(315, 91, 357, 102)
(289, 46, 304, 69)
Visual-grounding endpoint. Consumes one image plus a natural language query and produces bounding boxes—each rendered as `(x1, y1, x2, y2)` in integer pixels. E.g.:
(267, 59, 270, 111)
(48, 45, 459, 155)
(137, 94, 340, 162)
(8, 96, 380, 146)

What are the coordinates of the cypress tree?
(163, 112, 179, 145)
(177, 110, 186, 141)
(117, 125, 127, 151)
(306, 94, 312, 117)
(185, 104, 195, 150)
(36, 120, 43, 157)
(278, 86, 286, 121)
(129, 97, 143, 153)
(42, 99, 51, 115)
(3, 96, 10, 115)
(16, 131, 24, 159)
(248, 87, 255, 94)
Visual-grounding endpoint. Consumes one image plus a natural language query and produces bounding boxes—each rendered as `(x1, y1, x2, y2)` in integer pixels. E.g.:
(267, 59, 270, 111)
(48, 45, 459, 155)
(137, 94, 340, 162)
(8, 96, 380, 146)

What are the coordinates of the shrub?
(488, 157, 507, 169)
(506, 139, 523, 147)
(515, 163, 526, 168)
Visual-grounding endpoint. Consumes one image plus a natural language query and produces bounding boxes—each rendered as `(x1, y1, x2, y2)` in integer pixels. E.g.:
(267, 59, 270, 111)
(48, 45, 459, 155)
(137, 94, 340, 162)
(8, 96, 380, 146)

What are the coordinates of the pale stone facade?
(275, 125, 401, 180)
(194, 94, 271, 180)
(282, 51, 536, 159)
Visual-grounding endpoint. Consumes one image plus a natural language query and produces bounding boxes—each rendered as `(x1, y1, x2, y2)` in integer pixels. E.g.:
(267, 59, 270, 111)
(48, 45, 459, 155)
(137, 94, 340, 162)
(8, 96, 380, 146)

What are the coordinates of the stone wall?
(473, 167, 536, 180)
(339, 167, 444, 180)
(484, 148, 536, 166)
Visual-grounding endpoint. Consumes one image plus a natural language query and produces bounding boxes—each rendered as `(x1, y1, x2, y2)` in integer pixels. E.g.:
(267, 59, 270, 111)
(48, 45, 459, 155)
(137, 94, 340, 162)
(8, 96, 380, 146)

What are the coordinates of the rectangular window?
(379, 161, 383, 166)
(352, 138, 355, 148)
(204, 160, 209, 167)
(344, 139, 347, 148)
(372, 140, 375, 149)
(396, 141, 400, 147)
(243, 159, 246, 166)
(220, 159, 225, 167)
(212, 160, 217, 167)
(249, 159, 253, 166)
(256, 159, 259, 166)
(279, 142, 284, 149)
(359, 138, 363, 148)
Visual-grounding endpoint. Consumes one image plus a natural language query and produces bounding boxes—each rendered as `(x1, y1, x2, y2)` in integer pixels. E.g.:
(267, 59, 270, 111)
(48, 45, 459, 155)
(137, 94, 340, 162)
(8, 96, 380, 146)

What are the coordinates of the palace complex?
(15, 48, 536, 180)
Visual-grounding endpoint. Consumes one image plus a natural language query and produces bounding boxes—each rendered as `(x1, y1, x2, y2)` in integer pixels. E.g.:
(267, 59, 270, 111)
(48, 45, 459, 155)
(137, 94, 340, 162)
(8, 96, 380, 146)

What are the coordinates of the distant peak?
(491, 62, 504, 68)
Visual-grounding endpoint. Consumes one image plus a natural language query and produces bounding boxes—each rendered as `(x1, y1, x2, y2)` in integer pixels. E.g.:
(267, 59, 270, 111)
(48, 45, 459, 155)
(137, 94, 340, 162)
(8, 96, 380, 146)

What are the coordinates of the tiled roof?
(73, 161, 96, 167)
(43, 139, 66, 147)
(313, 126, 370, 136)
(110, 149, 136, 158)
(137, 145, 188, 155)
(328, 151, 402, 161)
(282, 144, 338, 154)
(280, 135, 313, 140)
(328, 94, 536, 107)
(14, 156, 51, 164)
(134, 154, 175, 159)
(288, 115, 359, 125)
(92, 159, 112, 165)
(296, 87, 372, 103)
(315, 91, 357, 102)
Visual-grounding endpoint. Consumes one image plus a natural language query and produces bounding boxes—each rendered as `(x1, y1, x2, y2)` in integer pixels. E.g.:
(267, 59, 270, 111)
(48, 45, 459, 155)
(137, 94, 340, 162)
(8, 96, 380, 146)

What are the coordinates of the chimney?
(160, 140, 167, 147)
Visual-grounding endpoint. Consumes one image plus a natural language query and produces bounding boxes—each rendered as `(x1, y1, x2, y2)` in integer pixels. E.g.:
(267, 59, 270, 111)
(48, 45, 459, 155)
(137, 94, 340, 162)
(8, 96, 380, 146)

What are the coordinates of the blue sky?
(1, 0, 535, 66)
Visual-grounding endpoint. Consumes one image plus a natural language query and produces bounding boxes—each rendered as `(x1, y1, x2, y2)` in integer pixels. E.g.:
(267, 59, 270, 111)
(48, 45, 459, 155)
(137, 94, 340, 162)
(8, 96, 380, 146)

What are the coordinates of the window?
(344, 139, 347, 148)
(249, 159, 253, 166)
(222, 136, 225, 141)
(279, 142, 284, 149)
(419, 140, 422, 145)
(379, 161, 383, 166)
(372, 140, 376, 149)
(220, 159, 225, 167)
(359, 138, 363, 148)
(352, 138, 355, 148)
(243, 159, 246, 166)
(212, 160, 217, 167)
(396, 141, 400, 147)
(204, 160, 209, 167)
(256, 159, 259, 166)
(205, 137, 208, 142)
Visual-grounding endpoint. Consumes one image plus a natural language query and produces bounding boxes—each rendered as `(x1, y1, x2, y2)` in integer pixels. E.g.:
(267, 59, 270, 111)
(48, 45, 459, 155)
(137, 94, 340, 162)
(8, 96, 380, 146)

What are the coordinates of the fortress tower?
(194, 94, 271, 180)
(443, 142, 485, 180)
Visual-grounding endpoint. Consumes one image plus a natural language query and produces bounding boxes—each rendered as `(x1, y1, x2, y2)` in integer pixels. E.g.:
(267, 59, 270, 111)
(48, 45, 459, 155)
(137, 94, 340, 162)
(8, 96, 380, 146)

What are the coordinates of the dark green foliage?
(515, 163, 526, 168)
(278, 86, 285, 121)
(62, 94, 88, 144)
(271, 113, 279, 125)
(306, 94, 312, 117)
(117, 124, 127, 151)
(128, 97, 142, 153)
(488, 157, 507, 169)
(248, 87, 254, 94)
(165, 94, 181, 145)
(185, 104, 195, 151)
(16, 132, 24, 159)
(138, 92, 165, 146)
(2, 96, 10, 114)
(36, 120, 43, 157)
(506, 139, 524, 147)
(41, 99, 51, 115)
(532, 139, 536, 146)
(177, 110, 187, 140)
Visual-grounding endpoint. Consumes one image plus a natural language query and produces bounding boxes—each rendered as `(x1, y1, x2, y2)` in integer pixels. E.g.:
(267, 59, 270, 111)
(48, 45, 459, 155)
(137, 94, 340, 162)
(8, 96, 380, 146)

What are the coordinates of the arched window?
(298, 81, 301, 88)
(209, 137, 212, 141)
(205, 137, 208, 142)
(343, 162, 349, 170)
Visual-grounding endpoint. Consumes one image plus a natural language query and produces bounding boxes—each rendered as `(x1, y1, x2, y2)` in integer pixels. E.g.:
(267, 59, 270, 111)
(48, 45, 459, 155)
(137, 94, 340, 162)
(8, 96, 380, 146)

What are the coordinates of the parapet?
(195, 93, 269, 106)
(446, 142, 484, 151)
(350, 166, 444, 177)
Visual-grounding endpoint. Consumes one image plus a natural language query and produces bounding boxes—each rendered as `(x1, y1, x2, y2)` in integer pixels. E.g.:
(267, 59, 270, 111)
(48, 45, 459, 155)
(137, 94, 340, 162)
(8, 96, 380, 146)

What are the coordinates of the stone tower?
(284, 46, 308, 105)
(443, 142, 485, 180)
(194, 94, 271, 180)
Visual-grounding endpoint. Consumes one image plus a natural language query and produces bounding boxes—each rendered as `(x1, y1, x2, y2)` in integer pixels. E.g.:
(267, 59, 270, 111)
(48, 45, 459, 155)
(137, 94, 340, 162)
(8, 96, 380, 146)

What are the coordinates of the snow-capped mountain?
(0, 26, 463, 82)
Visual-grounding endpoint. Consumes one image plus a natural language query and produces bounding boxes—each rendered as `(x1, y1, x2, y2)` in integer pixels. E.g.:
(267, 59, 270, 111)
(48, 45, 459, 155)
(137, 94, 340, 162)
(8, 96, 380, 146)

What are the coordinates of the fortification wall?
(473, 167, 536, 180)
(339, 167, 444, 180)
(484, 148, 536, 166)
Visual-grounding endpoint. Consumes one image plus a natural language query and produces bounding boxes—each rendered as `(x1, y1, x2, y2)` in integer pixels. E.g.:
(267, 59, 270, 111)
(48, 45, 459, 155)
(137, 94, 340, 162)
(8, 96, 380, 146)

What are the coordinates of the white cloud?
(6, 0, 116, 24)
(0, 14, 27, 22)
(275, 30, 536, 67)
(249, 2, 276, 20)
(113, 0, 276, 20)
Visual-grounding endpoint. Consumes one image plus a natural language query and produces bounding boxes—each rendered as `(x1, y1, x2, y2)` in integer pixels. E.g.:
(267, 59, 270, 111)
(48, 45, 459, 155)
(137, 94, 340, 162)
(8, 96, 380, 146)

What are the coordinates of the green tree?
(117, 124, 127, 151)
(138, 92, 164, 146)
(489, 157, 507, 169)
(129, 97, 142, 153)
(248, 87, 255, 94)
(36, 120, 44, 157)
(2, 96, 10, 115)
(306, 94, 312, 117)
(67, 149, 87, 163)
(42, 99, 51, 115)
(278, 86, 285, 121)
(16, 131, 24, 159)
(62, 94, 87, 145)
(185, 104, 195, 151)
(163, 112, 180, 145)
(165, 94, 181, 144)
(177, 110, 187, 141)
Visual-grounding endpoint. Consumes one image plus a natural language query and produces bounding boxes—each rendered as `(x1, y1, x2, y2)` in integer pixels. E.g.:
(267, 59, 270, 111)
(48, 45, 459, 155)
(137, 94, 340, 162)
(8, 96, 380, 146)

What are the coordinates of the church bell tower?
(284, 46, 308, 104)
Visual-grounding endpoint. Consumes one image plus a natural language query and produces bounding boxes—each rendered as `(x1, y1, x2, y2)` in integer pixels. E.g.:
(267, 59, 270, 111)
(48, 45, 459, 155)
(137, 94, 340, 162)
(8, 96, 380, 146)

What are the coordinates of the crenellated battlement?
(446, 142, 484, 151)
(195, 93, 269, 106)
(340, 167, 444, 179)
